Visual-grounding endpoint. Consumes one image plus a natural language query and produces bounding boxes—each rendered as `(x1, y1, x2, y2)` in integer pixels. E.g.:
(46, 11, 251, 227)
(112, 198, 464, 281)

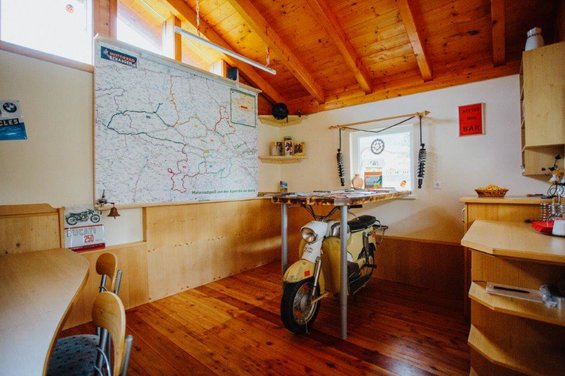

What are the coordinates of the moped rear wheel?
(281, 278, 320, 334)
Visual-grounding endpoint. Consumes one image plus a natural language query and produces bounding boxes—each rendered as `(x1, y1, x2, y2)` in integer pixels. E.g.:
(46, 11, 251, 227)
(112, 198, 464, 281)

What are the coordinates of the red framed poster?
(458, 103, 484, 136)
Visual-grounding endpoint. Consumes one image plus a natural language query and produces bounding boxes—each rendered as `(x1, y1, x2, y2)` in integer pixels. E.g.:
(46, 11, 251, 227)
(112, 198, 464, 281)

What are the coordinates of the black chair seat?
(348, 215, 376, 232)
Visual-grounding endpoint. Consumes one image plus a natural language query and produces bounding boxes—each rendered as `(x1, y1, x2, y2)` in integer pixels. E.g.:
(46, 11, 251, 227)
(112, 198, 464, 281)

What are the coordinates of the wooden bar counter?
(462, 220, 565, 376)
(0, 248, 89, 375)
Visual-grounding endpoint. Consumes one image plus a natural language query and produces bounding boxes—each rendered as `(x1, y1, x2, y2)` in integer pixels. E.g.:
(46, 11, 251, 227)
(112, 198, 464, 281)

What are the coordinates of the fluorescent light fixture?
(174, 27, 277, 75)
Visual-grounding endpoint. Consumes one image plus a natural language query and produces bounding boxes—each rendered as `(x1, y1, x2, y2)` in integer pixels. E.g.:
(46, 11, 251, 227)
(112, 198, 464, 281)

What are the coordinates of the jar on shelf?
(525, 27, 544, 51)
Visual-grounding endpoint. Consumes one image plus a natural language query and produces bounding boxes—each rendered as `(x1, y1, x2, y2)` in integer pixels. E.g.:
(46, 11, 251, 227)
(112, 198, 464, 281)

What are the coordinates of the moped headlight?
(301, 227, 317, 243)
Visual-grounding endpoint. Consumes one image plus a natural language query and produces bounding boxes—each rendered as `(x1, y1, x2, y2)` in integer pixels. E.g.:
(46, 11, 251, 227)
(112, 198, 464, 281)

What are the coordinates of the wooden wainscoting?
(376, 236, 465, 308)
(144, 199, 281, 302)
(0, 203, 63, 254)
(1, 201, 465, 327)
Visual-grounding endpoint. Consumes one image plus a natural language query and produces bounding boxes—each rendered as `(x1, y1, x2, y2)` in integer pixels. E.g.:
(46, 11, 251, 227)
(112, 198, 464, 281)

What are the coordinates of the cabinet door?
(523, 42, 565, 147)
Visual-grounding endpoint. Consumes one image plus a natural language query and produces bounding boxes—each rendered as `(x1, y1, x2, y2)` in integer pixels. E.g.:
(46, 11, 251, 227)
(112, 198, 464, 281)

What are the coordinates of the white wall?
(1, 49, 550, 245)
(272, 76, 549, 242)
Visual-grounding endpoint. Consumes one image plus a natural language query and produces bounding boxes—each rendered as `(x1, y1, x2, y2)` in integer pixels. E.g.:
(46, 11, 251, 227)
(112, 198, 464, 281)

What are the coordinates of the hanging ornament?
(337, 128, 345, 186)
(417, 115, 427, 189)
(370, 138, 385, 154)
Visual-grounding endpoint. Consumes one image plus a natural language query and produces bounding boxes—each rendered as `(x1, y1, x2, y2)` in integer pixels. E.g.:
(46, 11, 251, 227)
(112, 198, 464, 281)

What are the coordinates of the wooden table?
(0, 248, 89, 375)
(271, 189, 409, 339)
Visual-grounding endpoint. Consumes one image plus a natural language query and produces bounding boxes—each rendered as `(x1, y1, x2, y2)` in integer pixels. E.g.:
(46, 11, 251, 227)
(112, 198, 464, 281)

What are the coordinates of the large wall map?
(94, 38, 258, 205)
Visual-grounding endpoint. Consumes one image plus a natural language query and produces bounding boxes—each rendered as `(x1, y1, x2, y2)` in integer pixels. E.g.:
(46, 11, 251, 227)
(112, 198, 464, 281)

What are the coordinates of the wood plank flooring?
(62, 262, 470, 375)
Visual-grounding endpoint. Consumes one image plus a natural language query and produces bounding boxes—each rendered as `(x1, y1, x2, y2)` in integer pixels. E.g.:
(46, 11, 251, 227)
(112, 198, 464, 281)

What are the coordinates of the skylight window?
(1, 0, 92, 64)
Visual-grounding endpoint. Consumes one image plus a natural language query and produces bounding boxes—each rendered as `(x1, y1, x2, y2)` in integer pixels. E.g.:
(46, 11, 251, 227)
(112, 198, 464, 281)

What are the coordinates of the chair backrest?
(92, 291, 129, 376)
(96, 252, 118, 293)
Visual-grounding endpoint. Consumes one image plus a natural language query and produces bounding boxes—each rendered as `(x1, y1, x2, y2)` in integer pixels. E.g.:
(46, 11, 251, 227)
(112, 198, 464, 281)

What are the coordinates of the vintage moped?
(280, 205, 387, 334)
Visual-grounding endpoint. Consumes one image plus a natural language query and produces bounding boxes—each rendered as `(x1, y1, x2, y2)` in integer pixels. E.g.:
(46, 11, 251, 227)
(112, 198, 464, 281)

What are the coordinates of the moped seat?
(347, 215, 376, 232)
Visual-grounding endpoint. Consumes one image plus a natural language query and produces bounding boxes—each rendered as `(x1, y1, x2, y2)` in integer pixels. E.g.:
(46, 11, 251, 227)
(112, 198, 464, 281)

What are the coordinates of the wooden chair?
(96, 252, 122, 295)
(47, 292, 133, 376)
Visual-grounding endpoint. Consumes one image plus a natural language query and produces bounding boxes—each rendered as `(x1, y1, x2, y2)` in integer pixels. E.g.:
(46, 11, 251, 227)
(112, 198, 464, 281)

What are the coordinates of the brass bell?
(108, 205, 120, 218)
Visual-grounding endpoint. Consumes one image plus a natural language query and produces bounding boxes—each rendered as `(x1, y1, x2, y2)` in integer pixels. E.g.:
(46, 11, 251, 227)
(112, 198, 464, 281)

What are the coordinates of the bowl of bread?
(475, 184, 508, 198)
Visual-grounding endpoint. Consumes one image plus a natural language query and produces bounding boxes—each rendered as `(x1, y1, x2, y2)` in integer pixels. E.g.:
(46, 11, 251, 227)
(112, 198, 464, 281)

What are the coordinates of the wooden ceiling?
(123, 0, 563, 114)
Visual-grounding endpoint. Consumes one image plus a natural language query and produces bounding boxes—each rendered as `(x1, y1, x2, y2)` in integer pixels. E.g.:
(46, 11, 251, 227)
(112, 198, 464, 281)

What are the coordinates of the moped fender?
(282, 260, 326, 292)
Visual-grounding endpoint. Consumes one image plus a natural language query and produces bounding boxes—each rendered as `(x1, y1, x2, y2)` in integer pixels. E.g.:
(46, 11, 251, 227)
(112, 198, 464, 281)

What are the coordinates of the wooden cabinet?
(462, 220, 565, 375)
(520, 42, 565, 175)
(460, 197, 547, 320)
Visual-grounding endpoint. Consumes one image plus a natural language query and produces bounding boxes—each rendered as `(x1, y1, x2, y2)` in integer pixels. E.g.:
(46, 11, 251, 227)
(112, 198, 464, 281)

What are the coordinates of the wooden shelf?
(469, 282, 565, 327)
(259, 155, 306, 163)
(461, 220, 565, 264)
(468, 324, 565, 375)
(258, 115, 305, 126)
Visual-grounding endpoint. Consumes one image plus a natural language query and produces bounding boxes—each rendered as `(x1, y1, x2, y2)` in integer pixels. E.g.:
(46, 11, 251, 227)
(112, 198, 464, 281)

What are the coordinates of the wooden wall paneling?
(145, 199, 281, 302)
(63, 242, 150, 328)
(376, 236, 464, 303)
(0, 204, 62, 255)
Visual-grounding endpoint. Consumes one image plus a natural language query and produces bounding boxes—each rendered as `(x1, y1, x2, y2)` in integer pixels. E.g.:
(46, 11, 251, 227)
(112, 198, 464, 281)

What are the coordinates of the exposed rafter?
(225, 0, 325, 103)
(163, 16, 182, 62)
(162, 0, 286, 104)
(397, 0, 432, 81)
(305, 0, 372, 93)
(490, 0, 506, 66)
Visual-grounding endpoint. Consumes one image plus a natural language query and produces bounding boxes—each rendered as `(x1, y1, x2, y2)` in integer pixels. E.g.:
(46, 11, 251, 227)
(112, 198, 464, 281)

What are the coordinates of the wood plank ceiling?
(123, 0, 562, 115)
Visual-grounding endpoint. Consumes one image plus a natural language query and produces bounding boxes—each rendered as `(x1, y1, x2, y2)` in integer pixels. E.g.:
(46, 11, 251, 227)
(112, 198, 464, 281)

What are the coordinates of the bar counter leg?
(281, 203, 288, 275)
(340, 205, 348, 339)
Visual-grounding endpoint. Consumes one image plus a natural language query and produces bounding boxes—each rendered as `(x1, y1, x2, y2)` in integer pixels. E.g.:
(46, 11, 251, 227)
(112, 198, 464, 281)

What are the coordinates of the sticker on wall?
(0, 100, 27, 140)
(64, 207, 106, 252)
(458, 103, 485, 136)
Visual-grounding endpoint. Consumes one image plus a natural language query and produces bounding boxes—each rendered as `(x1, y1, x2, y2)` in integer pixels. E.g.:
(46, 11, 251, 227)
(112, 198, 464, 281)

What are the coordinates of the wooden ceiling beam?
(163, 16, 182, 62)
(225, 0, 325, 103)
(162, 0, 286, 104)
(305, 0, 372, 93)
(397, 0, 432, 81)
(490, 0, 506, 66)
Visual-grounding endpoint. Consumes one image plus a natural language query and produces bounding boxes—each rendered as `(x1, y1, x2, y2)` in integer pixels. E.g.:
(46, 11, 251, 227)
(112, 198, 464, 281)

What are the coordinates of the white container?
(525, 27, 544, 51)
(552, 219, 565, 236)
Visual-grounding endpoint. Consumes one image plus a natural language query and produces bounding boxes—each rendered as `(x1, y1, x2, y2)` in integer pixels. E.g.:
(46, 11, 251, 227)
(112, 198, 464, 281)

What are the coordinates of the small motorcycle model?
(280, 205, 387, 334)
(65, 209, 101, 226)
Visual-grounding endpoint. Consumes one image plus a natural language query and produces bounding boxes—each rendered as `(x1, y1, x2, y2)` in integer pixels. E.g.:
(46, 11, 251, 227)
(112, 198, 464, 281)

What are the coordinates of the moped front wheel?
(280, 278, 320, 334)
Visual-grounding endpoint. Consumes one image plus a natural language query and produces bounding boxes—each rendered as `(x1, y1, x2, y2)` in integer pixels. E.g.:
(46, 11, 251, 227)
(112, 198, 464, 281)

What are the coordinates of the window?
(1, 0, 92, 64)
(350, 124, 414, 192)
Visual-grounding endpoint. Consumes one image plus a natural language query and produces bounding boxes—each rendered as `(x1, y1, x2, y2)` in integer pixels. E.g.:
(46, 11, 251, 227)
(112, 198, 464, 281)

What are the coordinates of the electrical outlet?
(433, 181, 441, 189)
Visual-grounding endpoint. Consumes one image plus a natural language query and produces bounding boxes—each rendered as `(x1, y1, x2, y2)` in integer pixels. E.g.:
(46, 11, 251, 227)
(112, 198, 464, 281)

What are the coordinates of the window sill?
(0, 40, 93, 73)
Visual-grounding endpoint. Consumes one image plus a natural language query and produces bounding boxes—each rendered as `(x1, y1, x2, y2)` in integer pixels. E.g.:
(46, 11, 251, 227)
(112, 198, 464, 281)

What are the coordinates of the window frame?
(349, 122, 417, 195)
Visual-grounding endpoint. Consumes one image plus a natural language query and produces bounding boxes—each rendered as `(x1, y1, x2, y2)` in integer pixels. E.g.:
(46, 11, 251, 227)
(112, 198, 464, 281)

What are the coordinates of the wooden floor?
(63, 262, 470, 375)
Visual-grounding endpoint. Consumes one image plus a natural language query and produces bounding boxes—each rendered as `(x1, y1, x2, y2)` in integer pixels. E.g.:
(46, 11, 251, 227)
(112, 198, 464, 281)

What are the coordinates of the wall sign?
(458, 103, 485, 136)
(0, 100, 27, 140)
(64, 207, 106, 251)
